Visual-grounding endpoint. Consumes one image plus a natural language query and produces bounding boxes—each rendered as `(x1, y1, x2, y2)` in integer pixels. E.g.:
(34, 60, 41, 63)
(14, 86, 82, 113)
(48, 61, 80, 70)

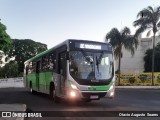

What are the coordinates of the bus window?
(48, 52, 56, 71)
(42, 56, 48, 71)
(28, 62, 32, 73)
(32, 61, 36, 73)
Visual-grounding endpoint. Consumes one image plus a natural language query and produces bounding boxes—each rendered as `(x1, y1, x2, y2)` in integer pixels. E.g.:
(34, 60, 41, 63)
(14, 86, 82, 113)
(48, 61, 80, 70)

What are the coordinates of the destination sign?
(69, 40, 112, 51)
(80, 43, 101, 50)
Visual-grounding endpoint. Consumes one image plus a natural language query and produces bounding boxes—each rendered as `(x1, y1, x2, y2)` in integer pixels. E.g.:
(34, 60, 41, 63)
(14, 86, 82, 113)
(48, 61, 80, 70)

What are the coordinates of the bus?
(24, 39, 115, 102)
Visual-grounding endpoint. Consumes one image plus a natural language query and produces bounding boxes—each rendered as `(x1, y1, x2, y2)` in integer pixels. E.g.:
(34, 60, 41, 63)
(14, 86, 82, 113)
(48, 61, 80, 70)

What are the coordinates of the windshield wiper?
(98, 51, 104, 63)
(81, 50, 93, 64)
(96, 51, 104, 73)
(96, 56, 99, 72)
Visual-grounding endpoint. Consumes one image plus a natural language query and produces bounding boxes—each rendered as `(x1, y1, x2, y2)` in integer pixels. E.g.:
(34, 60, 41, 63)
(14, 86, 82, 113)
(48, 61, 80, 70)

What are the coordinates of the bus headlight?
(70, 91, 76, 97)
(71, 84, 78, 90)
(110, 91, 114, 97)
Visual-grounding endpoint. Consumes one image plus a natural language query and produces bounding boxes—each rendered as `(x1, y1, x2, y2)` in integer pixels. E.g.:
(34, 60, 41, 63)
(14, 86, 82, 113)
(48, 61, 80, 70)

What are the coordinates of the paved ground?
(0, 88, 160, 120)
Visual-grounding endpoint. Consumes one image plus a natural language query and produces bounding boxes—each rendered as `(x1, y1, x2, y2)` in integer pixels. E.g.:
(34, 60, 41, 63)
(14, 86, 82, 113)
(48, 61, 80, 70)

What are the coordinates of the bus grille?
(81, 92, 107, 98)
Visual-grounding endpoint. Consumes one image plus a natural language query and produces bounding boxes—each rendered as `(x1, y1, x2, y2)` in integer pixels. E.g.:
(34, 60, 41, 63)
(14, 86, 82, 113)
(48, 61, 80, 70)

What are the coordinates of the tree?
(0, 19, 11, 63)
(106, 27, 138, 86)
(144, 43, 160, 72)
(133, 6, 160, 85)
(7, 39, 47, 73)
(0, 61, 19, 78)
(0, 51, 4, 65)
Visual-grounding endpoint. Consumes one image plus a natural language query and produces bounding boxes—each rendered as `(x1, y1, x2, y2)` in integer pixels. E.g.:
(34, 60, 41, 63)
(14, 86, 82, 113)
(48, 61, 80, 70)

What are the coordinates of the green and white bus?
(24, 39, 115, 102)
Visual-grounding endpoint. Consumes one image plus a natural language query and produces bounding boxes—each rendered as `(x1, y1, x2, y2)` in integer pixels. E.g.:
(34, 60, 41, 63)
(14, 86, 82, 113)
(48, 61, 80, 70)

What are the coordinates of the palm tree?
(133, 6, 160, 86)
(106, 27, 138, 86)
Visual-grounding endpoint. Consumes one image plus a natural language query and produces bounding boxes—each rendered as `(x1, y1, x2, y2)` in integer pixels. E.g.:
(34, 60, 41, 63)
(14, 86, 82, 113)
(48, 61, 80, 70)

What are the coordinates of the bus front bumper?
(65, 88, 115, 101)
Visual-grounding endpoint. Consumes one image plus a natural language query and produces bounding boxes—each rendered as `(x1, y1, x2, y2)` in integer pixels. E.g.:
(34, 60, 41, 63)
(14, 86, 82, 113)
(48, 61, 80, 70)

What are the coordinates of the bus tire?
(50, 85, 60, 103)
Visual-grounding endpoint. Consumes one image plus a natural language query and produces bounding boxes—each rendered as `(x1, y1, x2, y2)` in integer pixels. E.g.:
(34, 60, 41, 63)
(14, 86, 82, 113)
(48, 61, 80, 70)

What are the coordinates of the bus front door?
(59, 52, 66, 96)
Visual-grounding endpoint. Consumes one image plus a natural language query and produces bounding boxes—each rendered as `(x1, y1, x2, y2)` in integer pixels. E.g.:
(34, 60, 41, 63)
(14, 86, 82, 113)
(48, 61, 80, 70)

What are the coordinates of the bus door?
(36, 61, 41, 91)
(59, 51, 67, 96)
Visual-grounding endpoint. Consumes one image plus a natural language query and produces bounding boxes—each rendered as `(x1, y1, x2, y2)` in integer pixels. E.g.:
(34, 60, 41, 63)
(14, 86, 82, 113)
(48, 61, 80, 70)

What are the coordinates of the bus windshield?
(69, 51, 113, 80)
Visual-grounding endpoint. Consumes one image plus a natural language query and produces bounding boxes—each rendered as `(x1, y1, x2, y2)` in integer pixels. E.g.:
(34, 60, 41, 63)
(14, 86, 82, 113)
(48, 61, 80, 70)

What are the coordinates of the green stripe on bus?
(89, 83, 112, 91)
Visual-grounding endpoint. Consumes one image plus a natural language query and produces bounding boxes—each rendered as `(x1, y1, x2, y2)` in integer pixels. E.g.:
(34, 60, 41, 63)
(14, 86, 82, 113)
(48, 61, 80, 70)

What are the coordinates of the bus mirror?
(66, 52, 69, 60)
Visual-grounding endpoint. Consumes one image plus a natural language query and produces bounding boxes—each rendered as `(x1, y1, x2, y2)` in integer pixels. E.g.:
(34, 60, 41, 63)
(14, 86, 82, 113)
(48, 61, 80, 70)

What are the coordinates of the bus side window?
(53, 53, 56, 71)
(32, 61, 36, 73)
(42, 56, 48, 71)
(28, 62, 32, 73)
(48, 52, 56, 71)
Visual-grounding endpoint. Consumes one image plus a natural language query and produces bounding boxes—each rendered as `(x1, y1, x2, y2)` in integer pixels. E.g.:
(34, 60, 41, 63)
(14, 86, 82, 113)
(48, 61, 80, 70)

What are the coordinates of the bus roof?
(24, 39, 110, 64)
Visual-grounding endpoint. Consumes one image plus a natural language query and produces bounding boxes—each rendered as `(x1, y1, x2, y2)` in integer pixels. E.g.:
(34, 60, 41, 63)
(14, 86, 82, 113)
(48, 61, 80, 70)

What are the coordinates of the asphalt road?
(0, 88, 160, 120)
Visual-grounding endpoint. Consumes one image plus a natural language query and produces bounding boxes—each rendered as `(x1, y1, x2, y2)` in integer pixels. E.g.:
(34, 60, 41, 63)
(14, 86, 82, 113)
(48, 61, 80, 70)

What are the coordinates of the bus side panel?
(45, 71, 53, 94)
(27, 73, 36, 90)
(39, 72, 46, 93)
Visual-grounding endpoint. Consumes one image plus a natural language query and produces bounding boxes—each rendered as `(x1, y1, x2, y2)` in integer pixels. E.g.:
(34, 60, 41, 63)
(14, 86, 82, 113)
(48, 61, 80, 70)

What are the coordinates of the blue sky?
(0, 0, 160, 48)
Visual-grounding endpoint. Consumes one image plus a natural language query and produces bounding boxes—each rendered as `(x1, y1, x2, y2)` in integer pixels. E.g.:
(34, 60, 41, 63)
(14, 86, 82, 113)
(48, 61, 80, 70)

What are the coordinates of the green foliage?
(133, 6, 160, 86)
(106, 27, 138, 59)
(0, 51, 4, 64)
(0, 20, 11, 53)
(144, 43, 160, 72)
(133, 6, 160, 37)
(7, 39, 47, 73)
(0, 61, 19, 78)
(138, 75, 147, 85)
(128, 77, 136, 84)
(105, 27, 138, 85)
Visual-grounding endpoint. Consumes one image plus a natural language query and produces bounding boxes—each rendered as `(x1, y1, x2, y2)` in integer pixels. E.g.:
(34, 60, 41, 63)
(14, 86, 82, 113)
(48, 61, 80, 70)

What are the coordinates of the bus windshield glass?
(69, 51, 113, 80)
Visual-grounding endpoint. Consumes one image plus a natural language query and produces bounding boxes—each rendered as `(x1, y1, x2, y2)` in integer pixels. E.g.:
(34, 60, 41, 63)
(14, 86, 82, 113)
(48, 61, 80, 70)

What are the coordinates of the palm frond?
(146, 30, 152, 37)
(106, 28, 121, 47)
(106, 26, 138, 60)
(134, 26, 147, 38)
(137, 8, 152, 19)
(133, 17, 153, 28)
(123, 36, 138, 55)
(156, 6, 160, 14)
(148, 6, 154, 13)
(157, 21, 160, 27)
(133, 18, 144, 27)
(121, 27, 130, 35)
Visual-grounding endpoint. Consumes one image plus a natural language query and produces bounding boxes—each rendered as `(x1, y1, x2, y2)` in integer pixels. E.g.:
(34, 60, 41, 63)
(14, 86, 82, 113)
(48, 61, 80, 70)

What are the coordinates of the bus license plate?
(90, 95, 98, 99)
